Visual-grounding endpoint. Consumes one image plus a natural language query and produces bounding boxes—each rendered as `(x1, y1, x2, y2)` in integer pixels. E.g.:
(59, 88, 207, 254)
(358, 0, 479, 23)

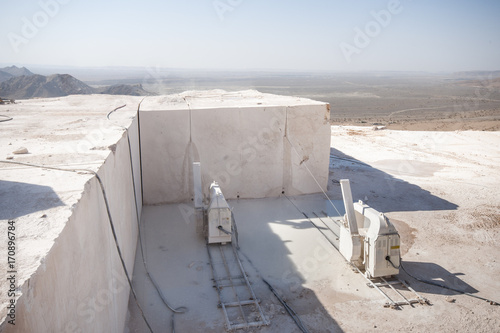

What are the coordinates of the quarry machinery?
(206, 181, 233, 244)
(335, 179, 428, 307)
(194, 161, 426, 311)
(193, 163, 269, 330)
(338, 179, 400, 278)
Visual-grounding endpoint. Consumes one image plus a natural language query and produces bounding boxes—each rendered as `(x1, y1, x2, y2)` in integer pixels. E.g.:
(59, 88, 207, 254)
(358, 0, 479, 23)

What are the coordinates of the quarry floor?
(126, 126, 500, 332)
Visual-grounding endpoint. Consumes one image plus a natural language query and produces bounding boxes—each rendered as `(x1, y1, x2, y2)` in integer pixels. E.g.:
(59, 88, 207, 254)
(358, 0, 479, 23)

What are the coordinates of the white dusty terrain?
(326, 126, 500, 332)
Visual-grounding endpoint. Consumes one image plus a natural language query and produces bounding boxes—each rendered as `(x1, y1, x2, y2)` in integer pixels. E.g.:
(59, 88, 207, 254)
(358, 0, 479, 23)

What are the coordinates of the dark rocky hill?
(0, 73, 152, 99)
(0, 74, 95, 99)
(0, 71, 13, 83)
(97, 84, 150, 96)
(0, 66, 34, 78)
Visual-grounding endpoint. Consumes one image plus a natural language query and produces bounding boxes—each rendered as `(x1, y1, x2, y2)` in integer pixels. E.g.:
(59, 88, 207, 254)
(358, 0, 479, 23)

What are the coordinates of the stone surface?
(140, 90, 330, 204)
(0, 95, 143, 332)
(12, 147, 28, 154)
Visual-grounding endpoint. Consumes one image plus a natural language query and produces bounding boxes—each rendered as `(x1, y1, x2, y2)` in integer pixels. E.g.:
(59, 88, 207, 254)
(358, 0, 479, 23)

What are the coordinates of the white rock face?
(139, 90, 331, 204)
(0, 94, 143, 332)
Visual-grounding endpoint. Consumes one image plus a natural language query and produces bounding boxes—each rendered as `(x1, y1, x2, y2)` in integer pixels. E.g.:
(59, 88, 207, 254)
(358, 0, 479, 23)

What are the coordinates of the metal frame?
(207, 242, 270, 331)
(310, 210, 430, 309)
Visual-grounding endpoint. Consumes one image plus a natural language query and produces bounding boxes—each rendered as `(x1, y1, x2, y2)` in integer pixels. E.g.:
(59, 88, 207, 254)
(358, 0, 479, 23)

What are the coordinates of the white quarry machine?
(338, 179, 400, 278)
(206, 181, 233, 244)
(193, 162, 233, 244)
(194, 166, 269, 328)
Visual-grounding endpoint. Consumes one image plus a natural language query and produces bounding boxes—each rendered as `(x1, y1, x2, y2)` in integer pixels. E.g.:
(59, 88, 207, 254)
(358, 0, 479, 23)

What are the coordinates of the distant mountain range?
(0, 66, 151, 99)
(0, 65, 34, 79)
(0, 74, 95, 99)
(0, 71, 13, 83)
(0, 66, 34, 84)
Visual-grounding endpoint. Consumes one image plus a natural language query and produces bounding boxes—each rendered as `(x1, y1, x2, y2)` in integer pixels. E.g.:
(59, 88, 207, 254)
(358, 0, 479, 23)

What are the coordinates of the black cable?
(137, 98, 145, 208)
(0, 115, 13, 122)
(127, 129, 187, 332)
(0, 160, 155, 332)
(231, 211, 239, 250)
(262, 279, 310, 333)
(109, 100, 187, 333)
(236, 247, 309, 333)
(386, 257, 499, 306)
(92, 171, 155, 332)
(385, 256, 400, 269)
(106, 104, 127, 119)
(217, 225, 232, 235)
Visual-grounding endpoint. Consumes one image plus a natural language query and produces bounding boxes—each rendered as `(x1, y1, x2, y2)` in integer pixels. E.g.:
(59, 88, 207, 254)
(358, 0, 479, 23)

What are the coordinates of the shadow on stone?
(0, 180, 64, 220)
(400, 261, 479, 295)
(329, 147, 459, 213)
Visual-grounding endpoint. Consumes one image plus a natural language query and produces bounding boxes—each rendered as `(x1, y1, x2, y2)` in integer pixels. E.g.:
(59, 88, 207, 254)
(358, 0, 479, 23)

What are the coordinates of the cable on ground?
(262, 279, 310, 333)
(230, 211, 239, 249)
(106, 104, 127, 119)
(235, 246, 309, 333)
(108, 100, 187, 333)
(0, 115, 13, 122)
(386, 257, 499, 306)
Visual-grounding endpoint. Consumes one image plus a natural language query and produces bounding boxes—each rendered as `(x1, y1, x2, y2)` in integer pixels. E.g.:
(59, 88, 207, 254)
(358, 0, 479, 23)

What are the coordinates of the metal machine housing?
(207, 182, 232, 244)
(339, 179, 400, 278)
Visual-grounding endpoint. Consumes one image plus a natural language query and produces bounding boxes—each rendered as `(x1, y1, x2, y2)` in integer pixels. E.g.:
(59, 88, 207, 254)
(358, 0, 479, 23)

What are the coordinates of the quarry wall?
(140, 104, 331, 205)
(1, 117, 141, 333)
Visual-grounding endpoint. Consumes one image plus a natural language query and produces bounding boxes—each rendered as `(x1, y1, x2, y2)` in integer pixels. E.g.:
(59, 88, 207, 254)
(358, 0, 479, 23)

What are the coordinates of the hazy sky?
(1, 0, 499, 72)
